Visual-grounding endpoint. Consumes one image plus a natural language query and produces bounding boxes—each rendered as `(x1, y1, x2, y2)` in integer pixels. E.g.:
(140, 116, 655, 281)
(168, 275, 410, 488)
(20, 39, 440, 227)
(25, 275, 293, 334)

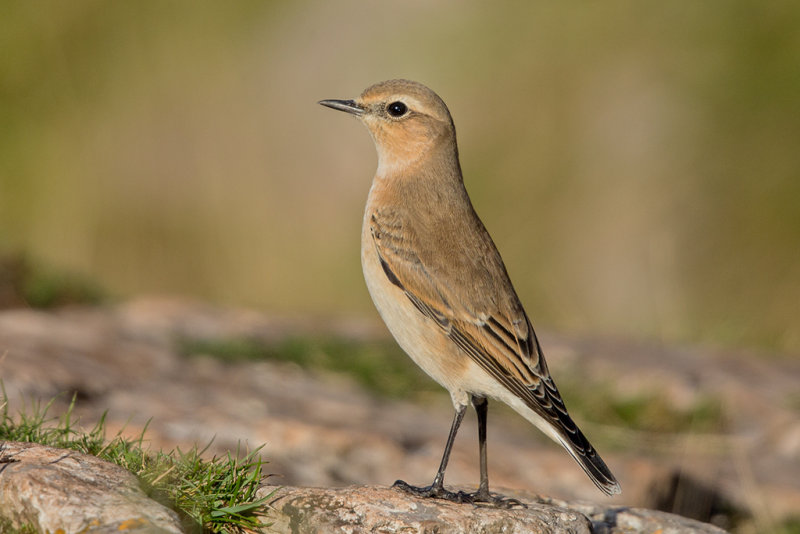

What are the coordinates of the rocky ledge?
(0, 441, 182, 534)
(0, 441, 725, 534)
(263, 484, 727, 534)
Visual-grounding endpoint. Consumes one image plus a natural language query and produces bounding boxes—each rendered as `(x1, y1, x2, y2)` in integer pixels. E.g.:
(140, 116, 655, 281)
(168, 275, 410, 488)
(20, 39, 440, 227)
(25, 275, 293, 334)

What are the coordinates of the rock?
(3, 298, 799, 528)
(0, 440, 728, 534)
(261, 485, 728, 534)
(549, 496, 731, 534)
(0, 441, 183, 534)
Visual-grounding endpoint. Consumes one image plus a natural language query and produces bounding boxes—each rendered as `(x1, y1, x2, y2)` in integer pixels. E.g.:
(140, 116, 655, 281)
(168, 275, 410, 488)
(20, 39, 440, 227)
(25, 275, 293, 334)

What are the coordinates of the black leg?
(473, 395, 490, 497)
(393, 403, 473, 502)
(468, 395, 526, 509)
(393, 397, 526, 508)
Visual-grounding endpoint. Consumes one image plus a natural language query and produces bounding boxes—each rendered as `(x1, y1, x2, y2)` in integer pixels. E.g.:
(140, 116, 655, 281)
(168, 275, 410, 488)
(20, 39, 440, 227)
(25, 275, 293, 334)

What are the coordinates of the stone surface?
(1, 297, 799, 530)
(261, 485, 728, 534)
(0, 438, 728, 534)
(0, 441, 183, 534)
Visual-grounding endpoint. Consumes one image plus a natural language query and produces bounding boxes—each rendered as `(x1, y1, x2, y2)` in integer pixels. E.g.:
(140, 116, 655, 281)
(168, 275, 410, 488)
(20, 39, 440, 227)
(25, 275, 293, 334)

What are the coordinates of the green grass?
(603, 392, 724, 434)
(0, 518, 38, 534)
(541, 361, 728, 437)
(772, 517, 800, 534)
(554, 374, 726, 438)
(0, 252, 106, 309)
(0, 391, 271, 533)
(180, 335, 442, 400)
(180, 333, 727, 437)
(785, 392, 800, 414)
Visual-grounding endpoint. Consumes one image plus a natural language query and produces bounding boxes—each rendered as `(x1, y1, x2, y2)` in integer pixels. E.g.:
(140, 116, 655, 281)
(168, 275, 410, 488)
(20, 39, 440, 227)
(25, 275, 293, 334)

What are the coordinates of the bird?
(319, 79, 620, 507)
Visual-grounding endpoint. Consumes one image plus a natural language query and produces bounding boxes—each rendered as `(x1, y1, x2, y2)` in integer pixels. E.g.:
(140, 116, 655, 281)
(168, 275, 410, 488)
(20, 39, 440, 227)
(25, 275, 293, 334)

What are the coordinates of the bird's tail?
(556, 426, 621, 496)
(509, 394, 621, 496)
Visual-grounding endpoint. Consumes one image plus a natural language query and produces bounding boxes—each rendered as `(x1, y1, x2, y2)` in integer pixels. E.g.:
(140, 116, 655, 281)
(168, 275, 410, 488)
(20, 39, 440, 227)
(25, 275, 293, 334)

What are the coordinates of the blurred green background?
(1, 1, 799, 354)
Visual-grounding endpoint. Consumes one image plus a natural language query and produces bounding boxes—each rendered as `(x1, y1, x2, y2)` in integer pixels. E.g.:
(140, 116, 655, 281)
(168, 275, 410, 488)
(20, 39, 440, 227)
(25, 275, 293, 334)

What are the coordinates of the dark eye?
(386, 101, 408, 117)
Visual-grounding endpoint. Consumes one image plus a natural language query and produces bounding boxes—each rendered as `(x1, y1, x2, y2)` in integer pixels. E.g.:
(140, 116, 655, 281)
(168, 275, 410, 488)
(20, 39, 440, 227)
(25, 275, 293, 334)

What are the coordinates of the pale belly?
(360, 220, 506, 408)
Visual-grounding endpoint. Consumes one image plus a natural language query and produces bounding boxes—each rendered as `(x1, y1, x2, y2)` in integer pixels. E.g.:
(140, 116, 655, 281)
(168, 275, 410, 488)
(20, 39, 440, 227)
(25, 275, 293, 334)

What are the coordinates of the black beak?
(318, 99, 364, 116)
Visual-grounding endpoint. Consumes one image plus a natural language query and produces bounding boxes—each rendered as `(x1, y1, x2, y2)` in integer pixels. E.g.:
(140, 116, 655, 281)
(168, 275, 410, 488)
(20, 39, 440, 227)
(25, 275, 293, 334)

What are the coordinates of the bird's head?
(320, 79, 457, 177)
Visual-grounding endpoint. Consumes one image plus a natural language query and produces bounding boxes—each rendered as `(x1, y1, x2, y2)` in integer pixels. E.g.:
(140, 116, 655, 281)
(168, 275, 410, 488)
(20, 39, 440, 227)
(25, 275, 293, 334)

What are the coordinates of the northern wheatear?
(320, 79, 620, 506)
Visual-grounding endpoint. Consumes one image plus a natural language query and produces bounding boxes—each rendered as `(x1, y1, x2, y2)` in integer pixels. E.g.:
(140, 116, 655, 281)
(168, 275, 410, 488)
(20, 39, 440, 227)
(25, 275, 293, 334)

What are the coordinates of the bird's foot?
(468, 487, 527, 509)
(392, 480, 526, 509)
(392, 479, 472, 503)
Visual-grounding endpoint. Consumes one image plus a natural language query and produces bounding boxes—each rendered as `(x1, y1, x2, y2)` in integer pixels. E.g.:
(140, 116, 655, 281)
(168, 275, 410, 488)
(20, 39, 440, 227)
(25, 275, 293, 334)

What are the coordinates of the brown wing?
(369, 207, 566, 422)
(369, 206, 620, 495)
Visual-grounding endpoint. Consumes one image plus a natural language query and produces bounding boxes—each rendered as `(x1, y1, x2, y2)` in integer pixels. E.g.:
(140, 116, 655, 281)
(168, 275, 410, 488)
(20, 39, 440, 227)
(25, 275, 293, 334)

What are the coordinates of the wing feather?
(370, 205, 620, 495)
(370, 209, 569, 427)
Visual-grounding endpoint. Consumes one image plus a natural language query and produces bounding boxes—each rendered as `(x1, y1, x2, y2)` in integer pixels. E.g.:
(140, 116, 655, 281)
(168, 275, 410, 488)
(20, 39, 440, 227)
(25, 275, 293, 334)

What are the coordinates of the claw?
(468, 487, 526, 508)
(393, 480, 527, 509)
